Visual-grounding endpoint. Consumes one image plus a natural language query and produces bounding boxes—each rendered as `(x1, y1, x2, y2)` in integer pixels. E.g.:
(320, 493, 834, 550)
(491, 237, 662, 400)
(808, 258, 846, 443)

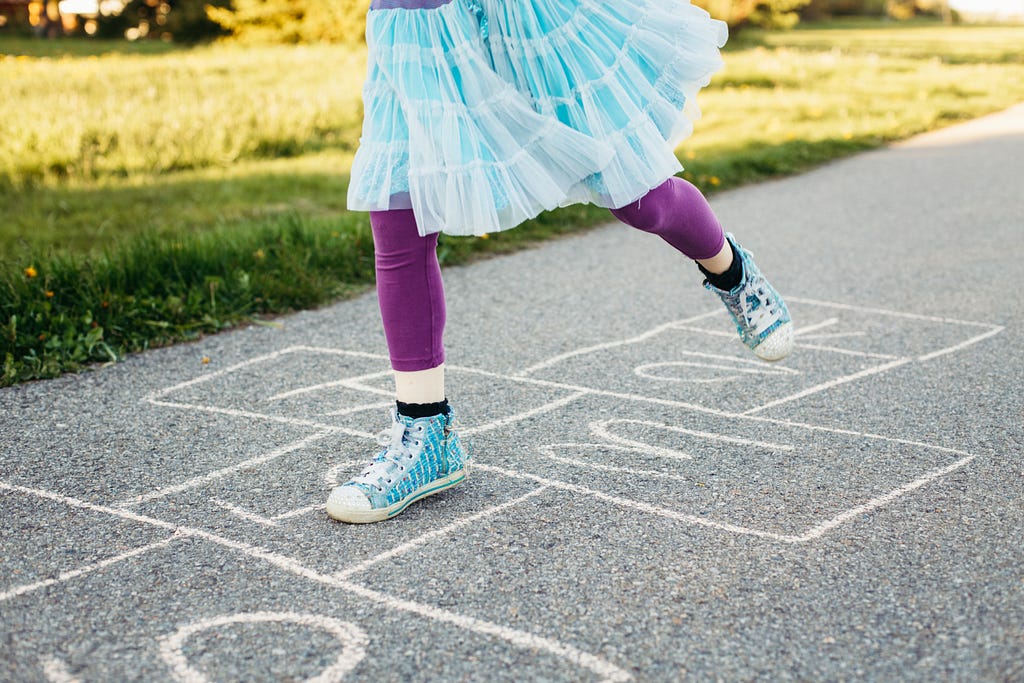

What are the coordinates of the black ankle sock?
(396, 399, 450, 419)
(698, 240, 743, 291)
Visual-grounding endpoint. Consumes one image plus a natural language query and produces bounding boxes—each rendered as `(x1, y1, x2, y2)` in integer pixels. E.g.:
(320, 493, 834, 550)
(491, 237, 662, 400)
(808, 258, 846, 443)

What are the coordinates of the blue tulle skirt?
(347, 0, 728, 236)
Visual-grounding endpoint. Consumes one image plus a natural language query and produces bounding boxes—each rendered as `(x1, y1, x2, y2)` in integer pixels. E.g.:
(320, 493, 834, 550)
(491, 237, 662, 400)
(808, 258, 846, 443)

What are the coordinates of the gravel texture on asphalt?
(2, 105, 1022, 683)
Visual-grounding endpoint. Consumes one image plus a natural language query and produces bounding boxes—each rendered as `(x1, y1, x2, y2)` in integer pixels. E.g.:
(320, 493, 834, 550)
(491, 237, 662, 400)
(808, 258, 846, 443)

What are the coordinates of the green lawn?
(3, 19, 1024, 385)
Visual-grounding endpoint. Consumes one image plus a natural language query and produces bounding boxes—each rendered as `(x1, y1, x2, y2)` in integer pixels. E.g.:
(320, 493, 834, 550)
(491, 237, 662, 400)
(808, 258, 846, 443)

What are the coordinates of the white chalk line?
(515, 310, 722, 376)
(144, 344, 387, 403)
(678, 330, 896, 360)
(143, 299, 1002, 438)
(41, 657, 81, 683)
(322, 400, 394, 417)
(476, 443, 981, 543)
(446, 364, 720, 416)
(145, 346, 309, 401)
(333, 486, 550, 580)
(327, 377, 395, 399)
(3, 480, 630, 683)
(211, 500, 281, 528)
(143, 309, 1000, 436)
(742, 359, 912, 415)
(796, 332, 867, 341)
(538, 444, 702, 484)
(644, 350, 800, 371)
(116, 431, 335, 509)
(273, 505, 325, 521)
(917, 325, 1005, 362)
(159, 612, 368, 683)
(634, 361, 796, 384)
(176, 529, 632, 683)
(793, 343, 898, 360)
(324, 461, 371, 488)
(267, 370, 392, 402)
(671, 325, 735, 339)
(461, 391, 589, 436)
(398, 365, 978, 455)
(472, 463, 803, 543)
(593, 419, 795, 453)
(799, 452, 980, 540)
(793, 317, 839, 336)
(0, 481, 178, 531)
(0, 532, 182, 603)
(209, 459, 368, 527)
(786, 296, 1000, 328)
(146, 397, 353, 433)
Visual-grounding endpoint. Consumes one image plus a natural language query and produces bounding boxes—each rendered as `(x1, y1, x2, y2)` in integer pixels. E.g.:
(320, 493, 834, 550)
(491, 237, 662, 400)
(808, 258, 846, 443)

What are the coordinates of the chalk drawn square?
(0, 490, 170, 600)
(516, 298, 1002, 414)
(150, 347, 583, 436)
(128, 431, 546, 579)
(467, 395, 977, 543)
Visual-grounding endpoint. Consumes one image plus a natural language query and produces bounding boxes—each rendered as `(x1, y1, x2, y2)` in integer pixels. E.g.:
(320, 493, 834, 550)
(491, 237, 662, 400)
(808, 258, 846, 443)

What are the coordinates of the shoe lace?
(739, 274, 781, 336)
(351, 412, 426, 493)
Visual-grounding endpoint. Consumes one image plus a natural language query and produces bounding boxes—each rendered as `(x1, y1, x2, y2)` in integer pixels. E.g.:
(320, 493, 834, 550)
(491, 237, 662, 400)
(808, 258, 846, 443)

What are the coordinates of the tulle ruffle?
(347, 0, 727, 236)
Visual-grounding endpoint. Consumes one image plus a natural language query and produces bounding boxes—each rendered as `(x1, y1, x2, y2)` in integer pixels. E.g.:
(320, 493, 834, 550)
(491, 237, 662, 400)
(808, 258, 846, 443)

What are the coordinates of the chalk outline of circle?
(590, 419, 794, 460)
(634, 360, 798, 385)
(159, 612, 368, 683)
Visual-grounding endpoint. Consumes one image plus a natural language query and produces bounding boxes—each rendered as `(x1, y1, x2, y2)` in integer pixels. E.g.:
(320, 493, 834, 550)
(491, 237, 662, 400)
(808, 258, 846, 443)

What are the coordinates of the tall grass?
(0, 44, 365, 186)
(3, 215, 375, 384)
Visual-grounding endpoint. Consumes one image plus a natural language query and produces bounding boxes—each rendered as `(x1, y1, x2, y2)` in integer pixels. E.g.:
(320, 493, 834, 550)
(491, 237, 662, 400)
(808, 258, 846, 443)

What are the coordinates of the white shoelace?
(350, 415, 426, 493)
(740, 276, 781, 336)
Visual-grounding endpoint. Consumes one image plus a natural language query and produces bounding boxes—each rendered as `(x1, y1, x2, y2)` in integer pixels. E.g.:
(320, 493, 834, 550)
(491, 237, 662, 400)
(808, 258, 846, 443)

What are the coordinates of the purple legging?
(371, 176, 724, 371)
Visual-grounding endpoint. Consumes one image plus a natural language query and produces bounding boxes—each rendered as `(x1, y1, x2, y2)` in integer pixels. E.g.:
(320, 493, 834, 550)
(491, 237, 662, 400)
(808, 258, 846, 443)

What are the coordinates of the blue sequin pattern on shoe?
(336, 409, 469, 515)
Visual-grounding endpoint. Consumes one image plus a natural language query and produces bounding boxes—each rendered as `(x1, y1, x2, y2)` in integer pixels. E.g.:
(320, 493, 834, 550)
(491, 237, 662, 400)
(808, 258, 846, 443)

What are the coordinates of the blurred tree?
(693, 0, 812, 28)
(97, 0, 230, 42)
(801, 0, 950, 20)
(165, 0, 231, 42)
(208, 0, 370, 44)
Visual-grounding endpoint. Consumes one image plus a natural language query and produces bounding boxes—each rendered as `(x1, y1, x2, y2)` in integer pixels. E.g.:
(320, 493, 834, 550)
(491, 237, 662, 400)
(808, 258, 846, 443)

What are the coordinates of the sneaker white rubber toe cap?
(753, 321, 794, 361)
(326, 486, 372, 522)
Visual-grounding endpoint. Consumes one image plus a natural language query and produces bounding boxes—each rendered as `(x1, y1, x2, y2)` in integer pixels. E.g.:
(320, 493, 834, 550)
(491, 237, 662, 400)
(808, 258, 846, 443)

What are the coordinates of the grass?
(3, 18, 1024, 385)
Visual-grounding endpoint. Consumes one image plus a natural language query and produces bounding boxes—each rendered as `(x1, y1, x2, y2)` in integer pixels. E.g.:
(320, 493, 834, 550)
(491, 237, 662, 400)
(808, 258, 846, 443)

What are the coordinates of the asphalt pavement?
(1, 104, 1023, 682)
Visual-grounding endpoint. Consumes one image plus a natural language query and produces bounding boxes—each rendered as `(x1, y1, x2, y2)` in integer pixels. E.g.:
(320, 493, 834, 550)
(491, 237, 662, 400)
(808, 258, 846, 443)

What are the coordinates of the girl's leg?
(370, 209, 447, 403)
(610, 176, 728, 267)
(326, 209, 469, 524)
(611, 176, 793, 361)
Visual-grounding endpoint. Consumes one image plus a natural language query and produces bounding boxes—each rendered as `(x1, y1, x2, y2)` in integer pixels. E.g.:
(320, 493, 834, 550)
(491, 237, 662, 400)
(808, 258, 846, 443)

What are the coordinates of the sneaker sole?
(326, 465, 469, 524)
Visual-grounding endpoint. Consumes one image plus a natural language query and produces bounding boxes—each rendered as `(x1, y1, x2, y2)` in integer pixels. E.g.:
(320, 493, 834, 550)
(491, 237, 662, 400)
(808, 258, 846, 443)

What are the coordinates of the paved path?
(2, 105, 1023, 683)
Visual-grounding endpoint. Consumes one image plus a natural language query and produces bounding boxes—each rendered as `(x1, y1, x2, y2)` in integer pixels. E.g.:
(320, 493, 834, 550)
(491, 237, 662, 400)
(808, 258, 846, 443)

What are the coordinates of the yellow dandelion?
(254, 248, 265, 260)
(45, 290, 54, 298)
(479, 233, 490, 240)
(24, 265, 38, 278)
(709, 176, 721, 186)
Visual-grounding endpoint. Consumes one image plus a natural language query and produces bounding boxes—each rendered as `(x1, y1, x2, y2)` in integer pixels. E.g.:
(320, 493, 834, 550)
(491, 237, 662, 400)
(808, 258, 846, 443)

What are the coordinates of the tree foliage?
(208, 0, 370, 45)
(692, 0, 812, 29)
(97, 0, 231, 42)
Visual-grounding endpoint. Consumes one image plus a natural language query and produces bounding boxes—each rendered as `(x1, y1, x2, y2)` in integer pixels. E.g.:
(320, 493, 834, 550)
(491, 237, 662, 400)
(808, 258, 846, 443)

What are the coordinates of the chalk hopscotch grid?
(0, 297, 1003, 682)
(126, 298, 1003, 540)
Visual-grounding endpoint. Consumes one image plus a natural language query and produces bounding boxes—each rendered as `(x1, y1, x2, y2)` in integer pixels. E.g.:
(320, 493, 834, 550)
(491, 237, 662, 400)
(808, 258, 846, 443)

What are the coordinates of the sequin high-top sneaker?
(704, 234, 793, 361)
(326, 409, 469, 523)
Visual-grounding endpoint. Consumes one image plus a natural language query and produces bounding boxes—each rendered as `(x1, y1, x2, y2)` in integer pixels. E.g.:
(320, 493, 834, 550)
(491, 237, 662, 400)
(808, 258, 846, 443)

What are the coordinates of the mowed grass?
(3, 20, 1024, 384)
